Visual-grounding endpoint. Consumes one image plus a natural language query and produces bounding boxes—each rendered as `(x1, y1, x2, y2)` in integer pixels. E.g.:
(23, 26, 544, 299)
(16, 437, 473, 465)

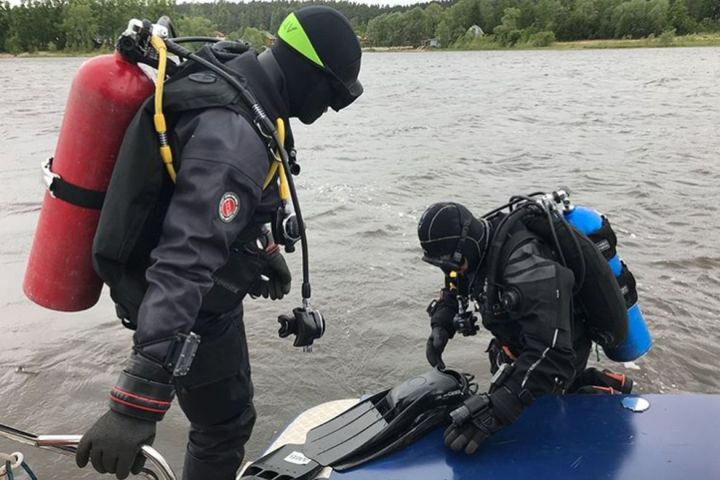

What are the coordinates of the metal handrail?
(0, 423, 176, 480)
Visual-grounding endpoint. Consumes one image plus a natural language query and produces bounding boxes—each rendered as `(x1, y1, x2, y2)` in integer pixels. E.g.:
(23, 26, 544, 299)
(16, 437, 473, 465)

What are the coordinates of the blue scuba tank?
(563, 205, 652, 362)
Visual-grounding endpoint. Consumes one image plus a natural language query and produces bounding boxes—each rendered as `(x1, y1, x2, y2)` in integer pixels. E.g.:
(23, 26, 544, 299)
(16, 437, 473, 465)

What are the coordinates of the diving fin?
(303, 368, 474, 470)
(240, 443, 323, 480)
(302, 390, 391, 467)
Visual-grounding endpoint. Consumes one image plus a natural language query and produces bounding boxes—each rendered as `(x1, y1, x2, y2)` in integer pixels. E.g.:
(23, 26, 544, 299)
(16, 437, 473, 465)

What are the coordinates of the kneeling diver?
(417, 193, 644, 455)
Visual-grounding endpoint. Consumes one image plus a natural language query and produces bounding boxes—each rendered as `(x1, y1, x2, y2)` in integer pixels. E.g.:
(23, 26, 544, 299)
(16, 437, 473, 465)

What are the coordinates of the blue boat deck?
(332, 394, 720, 480)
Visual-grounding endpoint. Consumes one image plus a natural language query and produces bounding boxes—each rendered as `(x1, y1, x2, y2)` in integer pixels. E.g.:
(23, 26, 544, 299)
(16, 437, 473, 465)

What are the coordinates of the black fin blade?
(241, 443, 322, 480)
(303, 391, 391, 466)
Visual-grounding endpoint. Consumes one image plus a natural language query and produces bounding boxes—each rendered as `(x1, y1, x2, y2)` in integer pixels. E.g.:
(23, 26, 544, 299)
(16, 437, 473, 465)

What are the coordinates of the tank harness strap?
(617, 262, 639, 307)
(483, 229, 537, 316)
(41, 157, 105, 210)
(483, 205, 536, 305)
(497, 229, 538, 274)
(587, 216, 618, 261)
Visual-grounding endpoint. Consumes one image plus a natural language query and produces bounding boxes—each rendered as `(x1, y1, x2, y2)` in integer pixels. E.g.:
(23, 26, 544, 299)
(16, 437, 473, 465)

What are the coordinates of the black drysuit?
(139, 108, 272, 480)
(92, 49, 290, 480)
(476, 224, 593, 402)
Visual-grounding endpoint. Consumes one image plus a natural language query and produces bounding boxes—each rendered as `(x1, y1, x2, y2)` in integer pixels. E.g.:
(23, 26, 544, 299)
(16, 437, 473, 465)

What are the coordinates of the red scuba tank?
(23, 52, 154, 312)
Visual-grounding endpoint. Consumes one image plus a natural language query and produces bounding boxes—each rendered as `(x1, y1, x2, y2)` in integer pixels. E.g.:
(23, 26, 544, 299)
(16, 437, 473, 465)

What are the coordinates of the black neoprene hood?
(418, 202, 488, 272)
(276, 6, 363, 108)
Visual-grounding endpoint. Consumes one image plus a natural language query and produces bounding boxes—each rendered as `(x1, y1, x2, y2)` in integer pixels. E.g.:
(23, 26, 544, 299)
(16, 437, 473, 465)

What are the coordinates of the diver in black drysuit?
(75, 7, 363, 480)
(417, 202, 632, 455)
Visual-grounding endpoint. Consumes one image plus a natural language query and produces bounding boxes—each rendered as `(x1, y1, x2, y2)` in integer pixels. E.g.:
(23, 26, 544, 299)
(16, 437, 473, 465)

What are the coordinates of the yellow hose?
(151, 35, 283, 195)
(448, 270, 458, 291)
(150, 35, 177, 183)
(263, 118, 290, 202)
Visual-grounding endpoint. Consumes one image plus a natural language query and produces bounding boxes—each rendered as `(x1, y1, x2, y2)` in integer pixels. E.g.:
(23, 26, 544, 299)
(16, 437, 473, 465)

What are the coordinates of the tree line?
(367, 0, 720, 48)
(0, 0, 718, 53)
(0, 0, 411, 52)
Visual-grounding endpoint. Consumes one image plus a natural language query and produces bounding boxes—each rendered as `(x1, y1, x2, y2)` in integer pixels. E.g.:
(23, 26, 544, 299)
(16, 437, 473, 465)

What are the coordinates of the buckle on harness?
(490, 363, 513, 390)
(41, 157, 60, 198)
(166, 332, 201, 377)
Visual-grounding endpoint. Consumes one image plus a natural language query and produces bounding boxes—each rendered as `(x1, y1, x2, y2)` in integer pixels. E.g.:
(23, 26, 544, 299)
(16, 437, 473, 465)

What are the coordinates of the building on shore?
(421, 37, 441, 48)
(467, 25, 485, 37)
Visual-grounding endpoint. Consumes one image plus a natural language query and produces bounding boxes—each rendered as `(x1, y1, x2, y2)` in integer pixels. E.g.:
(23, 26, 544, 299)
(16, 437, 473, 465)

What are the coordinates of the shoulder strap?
(497, 229, 538, 278)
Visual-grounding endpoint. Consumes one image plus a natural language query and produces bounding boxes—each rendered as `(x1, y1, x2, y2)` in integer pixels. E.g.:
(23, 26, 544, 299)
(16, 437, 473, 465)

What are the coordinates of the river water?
(1, 48, 719, 478)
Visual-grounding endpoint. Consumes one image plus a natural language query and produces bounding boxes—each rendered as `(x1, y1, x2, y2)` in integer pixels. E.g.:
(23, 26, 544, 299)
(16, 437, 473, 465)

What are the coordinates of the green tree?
(528, 30, 556, 46)
(668, 0, 696, 33)
(685, 0, 719, 23)
(423, 2, 444, 36)
(534, 0, 564, 31)
(0, 2, 11, 51)
(613, 0, 670, 38)
(175, 15, 216, 37)
(366, 12, 391, 46)
(476, 0, 496, 33)
(141, 0, 176, 26)
(240, 26, 266, 51)
(94, 0, 141, 48)
(493, 7, 523, 45)
(444, 0, 480, 43)
(62, 0, 98, 50)
(8, 2, 41, 51)
(399, 7, 432, 46)
(383, 11, 405, 46)
(556, 0, 599, 40)
(435, 18, 451, 47)
(1, 0, 710, 53)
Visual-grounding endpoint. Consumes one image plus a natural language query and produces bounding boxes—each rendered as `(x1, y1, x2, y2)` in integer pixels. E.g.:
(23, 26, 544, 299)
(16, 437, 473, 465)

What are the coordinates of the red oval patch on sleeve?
(219, 192, 240, 222)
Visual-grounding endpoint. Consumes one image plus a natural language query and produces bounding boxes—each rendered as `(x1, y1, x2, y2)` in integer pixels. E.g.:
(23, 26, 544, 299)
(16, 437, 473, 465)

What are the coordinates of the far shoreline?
(3, 33, 719, 58)
(363, 33, 720, 52)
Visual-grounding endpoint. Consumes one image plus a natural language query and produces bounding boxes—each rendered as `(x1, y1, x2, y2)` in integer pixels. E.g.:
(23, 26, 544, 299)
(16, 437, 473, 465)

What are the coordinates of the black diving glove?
(76, 410, 156, 479)
(425, 290, 458, 369)
(77, 351, 175, 479)
(444, 387, 525, 455)
(250, 243, 292, 300)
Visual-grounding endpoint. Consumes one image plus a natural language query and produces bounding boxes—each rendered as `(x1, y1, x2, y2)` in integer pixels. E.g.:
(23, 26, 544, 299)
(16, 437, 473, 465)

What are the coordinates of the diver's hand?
(76, 410, 156, 479)
(425, 290, 458, 368)
(444, 393, 500, 455)
(444, 387, 526, 455)
(426, 327, 450, 369)
(251, 244, 291, 300)
(444, 406, 502, 454)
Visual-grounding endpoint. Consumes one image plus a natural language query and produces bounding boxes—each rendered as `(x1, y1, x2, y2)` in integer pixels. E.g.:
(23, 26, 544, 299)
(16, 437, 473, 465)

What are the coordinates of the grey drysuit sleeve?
(133, 108, 269, 350)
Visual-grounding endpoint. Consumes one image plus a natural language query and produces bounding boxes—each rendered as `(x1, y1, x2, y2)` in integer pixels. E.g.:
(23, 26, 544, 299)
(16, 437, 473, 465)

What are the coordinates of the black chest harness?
(453, 195, 629, 352)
